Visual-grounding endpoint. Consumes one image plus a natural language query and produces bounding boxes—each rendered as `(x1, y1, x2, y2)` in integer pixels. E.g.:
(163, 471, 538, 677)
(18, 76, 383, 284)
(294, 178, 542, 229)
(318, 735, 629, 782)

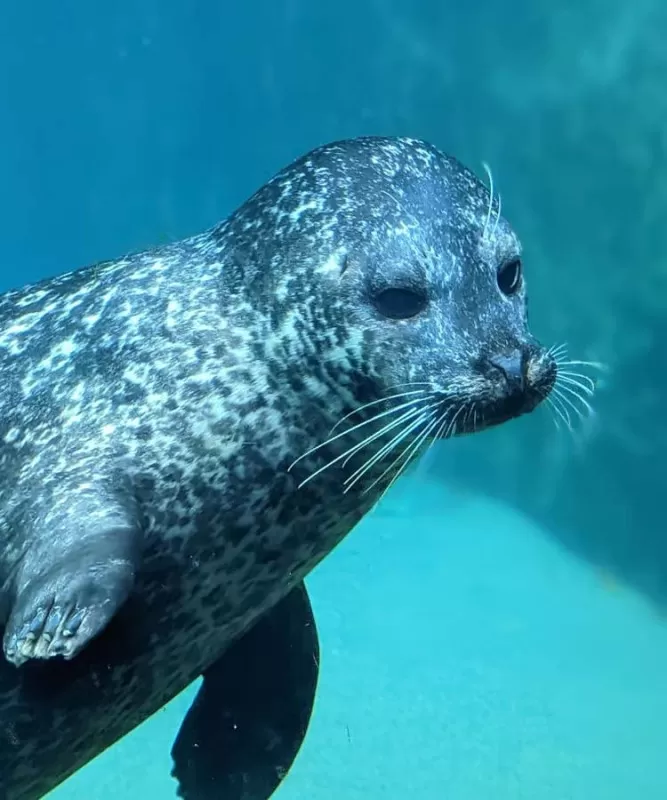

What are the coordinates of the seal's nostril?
(486, 349, 526, 393)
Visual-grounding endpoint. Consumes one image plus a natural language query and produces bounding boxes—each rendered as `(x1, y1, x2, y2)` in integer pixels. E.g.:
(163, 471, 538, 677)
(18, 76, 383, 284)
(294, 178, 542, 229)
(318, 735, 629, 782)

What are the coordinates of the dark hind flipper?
(3, 486, 141, 667)
(170, 581, 320, 800)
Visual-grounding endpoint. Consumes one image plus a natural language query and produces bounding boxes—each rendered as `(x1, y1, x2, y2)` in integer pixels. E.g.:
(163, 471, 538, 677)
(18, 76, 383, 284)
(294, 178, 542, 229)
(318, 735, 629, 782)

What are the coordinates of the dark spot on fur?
(258, 547, 282, 566)
(212, 604, 229, 625)
(120, 382, 147, 405)
(135, 424, 152, 441)
(227, 553, 247, 573)
(134, 474, 156, 500)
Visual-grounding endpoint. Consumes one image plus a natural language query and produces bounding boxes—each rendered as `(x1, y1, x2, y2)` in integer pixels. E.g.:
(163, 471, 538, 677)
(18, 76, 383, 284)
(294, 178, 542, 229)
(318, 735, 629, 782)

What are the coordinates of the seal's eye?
(497, 257, 522, 295)
(373, 288, 427, 320)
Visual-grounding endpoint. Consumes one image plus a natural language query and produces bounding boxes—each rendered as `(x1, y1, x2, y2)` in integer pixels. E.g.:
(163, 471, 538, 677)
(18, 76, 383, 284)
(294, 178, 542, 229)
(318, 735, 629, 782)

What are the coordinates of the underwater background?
(1, 0, 666, 797)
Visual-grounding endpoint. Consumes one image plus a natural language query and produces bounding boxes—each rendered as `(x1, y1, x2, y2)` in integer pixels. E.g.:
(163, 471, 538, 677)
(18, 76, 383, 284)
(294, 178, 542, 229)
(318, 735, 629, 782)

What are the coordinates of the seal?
(0, 135, 557, 800)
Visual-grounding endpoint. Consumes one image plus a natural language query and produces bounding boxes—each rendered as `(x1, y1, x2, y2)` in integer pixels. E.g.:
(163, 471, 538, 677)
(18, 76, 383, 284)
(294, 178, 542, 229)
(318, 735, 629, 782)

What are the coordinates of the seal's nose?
(486, 348, 527, 394)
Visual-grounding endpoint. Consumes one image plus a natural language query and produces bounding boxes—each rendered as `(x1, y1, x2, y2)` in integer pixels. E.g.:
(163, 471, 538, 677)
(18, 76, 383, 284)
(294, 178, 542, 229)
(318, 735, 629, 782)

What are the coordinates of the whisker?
(329, 388, 427, 435)
(540, 343, 605, 439)
(340, 400, 436, 468)
(434, 405, 456, 440)
(344, 409, 437, 492)
(381, 412, 445, 494)
(551, 386, 588, 424)
(358, 411, 443, 497)
(289, 395, 430, 472)
(555, 357, 606, 372)
(557, 367, 598, 387)
(454, 403, 468, 438)
(410, 404, 455, 479)
(548, 391, 573, 431)
(295, 403, 433, 489)
(544, 396, 564, 432)
(408, 400, 470, 486)
(548, 342, 568, 360)
(554, 381, 595, 418)
(482, 161, 494, 242)
(383, 381, 433, 389)
(556, 373, 596, 397)
(491, 192, 502, 238)
(445, 402, 468, 438)
(342, 409, 435, 482)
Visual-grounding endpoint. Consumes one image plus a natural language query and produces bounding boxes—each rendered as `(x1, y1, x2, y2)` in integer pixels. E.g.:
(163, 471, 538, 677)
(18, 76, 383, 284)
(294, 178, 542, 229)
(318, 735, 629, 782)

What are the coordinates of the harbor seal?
(0, 136, 557, 799)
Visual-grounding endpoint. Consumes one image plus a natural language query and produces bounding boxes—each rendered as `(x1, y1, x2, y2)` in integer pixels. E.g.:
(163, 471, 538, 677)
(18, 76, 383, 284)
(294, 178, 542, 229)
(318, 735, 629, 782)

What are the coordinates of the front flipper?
(171, 581, 320, 800)
(3, 485, 141, 667)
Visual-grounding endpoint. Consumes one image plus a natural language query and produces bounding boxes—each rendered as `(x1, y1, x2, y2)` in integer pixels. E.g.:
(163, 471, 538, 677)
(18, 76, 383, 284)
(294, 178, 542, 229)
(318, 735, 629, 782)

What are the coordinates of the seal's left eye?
(497, 258, 522, 295)
(373, 288, 427, 320)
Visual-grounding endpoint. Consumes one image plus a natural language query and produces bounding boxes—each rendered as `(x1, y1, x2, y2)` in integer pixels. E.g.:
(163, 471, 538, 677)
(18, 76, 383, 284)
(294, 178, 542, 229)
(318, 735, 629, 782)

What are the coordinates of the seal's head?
(320, 138, 556, 435)
(224, 136, 566, 487)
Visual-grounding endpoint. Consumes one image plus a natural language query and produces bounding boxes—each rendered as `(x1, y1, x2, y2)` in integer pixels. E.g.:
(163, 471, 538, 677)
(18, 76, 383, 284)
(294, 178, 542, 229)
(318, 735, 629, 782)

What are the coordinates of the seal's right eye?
(373, 288, 427, 320)
(497, 257, 522, 296)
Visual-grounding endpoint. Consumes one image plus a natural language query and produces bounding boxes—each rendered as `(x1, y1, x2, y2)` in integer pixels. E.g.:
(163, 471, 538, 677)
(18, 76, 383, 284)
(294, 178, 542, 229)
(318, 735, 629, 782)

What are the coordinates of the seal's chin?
(472, 391, 543, 431)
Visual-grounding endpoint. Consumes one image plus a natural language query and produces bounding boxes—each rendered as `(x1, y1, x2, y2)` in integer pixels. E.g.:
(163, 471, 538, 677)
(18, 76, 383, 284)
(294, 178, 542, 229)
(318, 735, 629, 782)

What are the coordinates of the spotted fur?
(0, 136, 554, 799)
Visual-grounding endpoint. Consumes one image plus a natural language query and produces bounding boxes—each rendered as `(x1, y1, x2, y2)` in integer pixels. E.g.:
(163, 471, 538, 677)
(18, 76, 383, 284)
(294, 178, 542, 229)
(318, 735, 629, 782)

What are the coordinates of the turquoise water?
(48, 475, 667, 799)
(3, 0, 667, 797)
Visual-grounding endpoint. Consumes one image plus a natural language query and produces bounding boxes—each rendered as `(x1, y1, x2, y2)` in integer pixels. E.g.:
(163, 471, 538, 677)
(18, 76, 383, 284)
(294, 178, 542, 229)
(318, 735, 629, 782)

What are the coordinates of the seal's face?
(342, 224, 557, 437)
(321, 141, 557, 439)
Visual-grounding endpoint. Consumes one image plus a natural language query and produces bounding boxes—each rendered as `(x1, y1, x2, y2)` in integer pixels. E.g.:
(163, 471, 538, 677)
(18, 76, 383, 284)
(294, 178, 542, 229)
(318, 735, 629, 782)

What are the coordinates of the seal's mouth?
(467, 390, 545, 432)
(423, 346, 558, 437)
(463, 356, 558, 433)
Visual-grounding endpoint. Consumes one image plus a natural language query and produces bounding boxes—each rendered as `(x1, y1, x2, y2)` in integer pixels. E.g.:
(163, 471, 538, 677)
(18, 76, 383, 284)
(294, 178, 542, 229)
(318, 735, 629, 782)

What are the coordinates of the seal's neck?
(278, 366, 404, 507)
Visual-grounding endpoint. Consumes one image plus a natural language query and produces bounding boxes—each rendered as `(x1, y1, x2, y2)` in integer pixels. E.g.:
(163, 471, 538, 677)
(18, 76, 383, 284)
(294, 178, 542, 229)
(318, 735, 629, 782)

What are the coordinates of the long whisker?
(539, 342, 606, 438)
(411, 404, 461, 483)
(294, 402, 434, 489)
(557, 368, 598, 389)
(551, 386, 588, 424)
(482, 161, 494, 242)
(340, 400, 437, 469)
(382, 381, 434, 389)
(548, 391, 573, 431)
(344, 409, 438, 493)
(555, 357, 606, 371)
(374, 420, 446, 503)
(357, 411, 443, 497)
(544, 396, 565, 432)
(445, 402, 468, 439)
(329, 388, 428, 435)
(549, 343, 568, 360)
(342, 409, 435, 483)
(410, 404, 457, 480)
(381, 411, 446, 494)
(554, 380, 595, 418)
(491, 192, 502, 238)
(556, 373, 596, 397)
(435, 404, 457, 440)
(288, 394, 430, 472)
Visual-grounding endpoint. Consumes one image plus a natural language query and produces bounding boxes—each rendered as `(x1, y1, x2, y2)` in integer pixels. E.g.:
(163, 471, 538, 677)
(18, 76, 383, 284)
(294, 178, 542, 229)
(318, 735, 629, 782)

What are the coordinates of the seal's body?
(0, 137, 556, 800)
